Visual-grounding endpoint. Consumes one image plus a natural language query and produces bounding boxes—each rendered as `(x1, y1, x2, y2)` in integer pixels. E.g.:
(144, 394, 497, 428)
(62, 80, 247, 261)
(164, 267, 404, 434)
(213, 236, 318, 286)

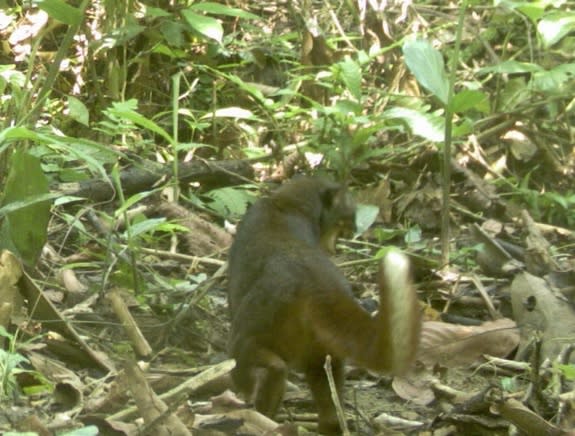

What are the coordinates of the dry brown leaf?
(209, 389, 247, 412)
(418, 318, 519, 368)
(391, 365, 436, 405)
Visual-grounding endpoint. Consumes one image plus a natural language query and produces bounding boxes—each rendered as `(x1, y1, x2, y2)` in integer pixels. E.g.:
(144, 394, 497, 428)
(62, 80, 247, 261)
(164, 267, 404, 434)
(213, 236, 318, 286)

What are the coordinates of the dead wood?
(123, 361, 193, 436)
(57, 159, 254, 202)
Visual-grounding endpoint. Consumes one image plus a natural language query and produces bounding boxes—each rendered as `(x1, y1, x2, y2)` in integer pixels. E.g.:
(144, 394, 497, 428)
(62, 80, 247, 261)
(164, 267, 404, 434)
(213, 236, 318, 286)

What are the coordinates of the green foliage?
(0, 327, 52, 400)
(0, 0, 571, 299)
(57, 426, 99, 436)
(355, 204, 380, 236)
(497, 1, 575, 48)
(182, 3, 260, 44)
(306, 53, 399, 178)
(479, 3, 575, 110)
(557, 364, 575, 380)
(36, 0, 83, 25)
(403, 39, 449, 105)
(401, 37, 489, 140)
(0, 348, 27, 400)
(203, 186, 257, 220)
(0, 151, 52, 267)
(516, 187, 575, 227)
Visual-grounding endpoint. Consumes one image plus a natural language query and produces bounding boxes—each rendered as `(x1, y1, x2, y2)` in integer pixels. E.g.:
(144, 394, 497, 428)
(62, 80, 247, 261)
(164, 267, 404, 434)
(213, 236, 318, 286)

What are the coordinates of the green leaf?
(160, 21, 186, 48)
(372, 228, 404, 243)
(403, 39, 449, 104)
(405, 225, 423, 245)
(450, 90, 489, 113)
(0, 126, 42, 146)
(127, 218, 167, 239)
(107, 100, 174, 145)
(557, 364, 575, 381)
(337, 56, 362, 101)
(204, 187, 255, 219)
(58, 425, 100, 436)
(34, 0, 82, 25)
(0, 326, 14, 340)
(479, 60, 544, 75)
(225, 74, 266, 103)
(144, 6, 172, 18)
(494, 0, 547, 22)
(181, 10, 223, 43)
(114, 191, 155, 218)
(532, 63, 575, 94)
(355, 204, 379, 235)
(0, 151, 52, 267)
(190, 2, 260, 20)
(538, 11, 575, 48)
(0, 193, 59, 217)
(67, 96, 90, 126)
(0, 128, 119, 180)
(384, 107, 445, 142)
(333, 99, 363, 116)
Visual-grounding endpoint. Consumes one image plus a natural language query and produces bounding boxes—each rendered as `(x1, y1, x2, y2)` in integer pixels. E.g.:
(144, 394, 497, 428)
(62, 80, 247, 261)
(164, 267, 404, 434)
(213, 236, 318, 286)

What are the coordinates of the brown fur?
(227, 177, 420, 434)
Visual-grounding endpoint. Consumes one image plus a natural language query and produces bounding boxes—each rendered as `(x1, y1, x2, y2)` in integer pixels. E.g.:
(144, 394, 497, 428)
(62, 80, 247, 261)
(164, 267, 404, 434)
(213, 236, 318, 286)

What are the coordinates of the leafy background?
(0, 0, 574, 434)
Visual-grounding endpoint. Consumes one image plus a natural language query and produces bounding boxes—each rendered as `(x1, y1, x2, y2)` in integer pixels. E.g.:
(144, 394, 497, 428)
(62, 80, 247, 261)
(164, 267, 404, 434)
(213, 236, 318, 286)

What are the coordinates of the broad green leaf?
(355, 204, 379, 235)
(516, 3, 547, 22)
(532, 63, 575, 94)
(190, 2, 260, 20)
(450, 90, 489, 113)
(337, 56, 362, 101)
(333, 99, 363, 116)
(0, 65, 25, 88)
(204, 187, 255, 219)
(181, 10, 223, 43)
(160, 21, 186, 48)
(405, 225, 423, 245)
(384, 107, 444, 142)
(453, 118, 473, 137)
(144, 6, 172, 18)
(34, 0, 82, 25)
(538, 12, 575, 48)
(67, 96, 90, 126)
(352, 122, 388, 146)
(0, 326, 13, 339)
(557, 364, 575, 381)
(403, 39, 449, 104)
(494, 0, 547, 22)
(479, 60, 543, 74)
(0, 151, 52, 267)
